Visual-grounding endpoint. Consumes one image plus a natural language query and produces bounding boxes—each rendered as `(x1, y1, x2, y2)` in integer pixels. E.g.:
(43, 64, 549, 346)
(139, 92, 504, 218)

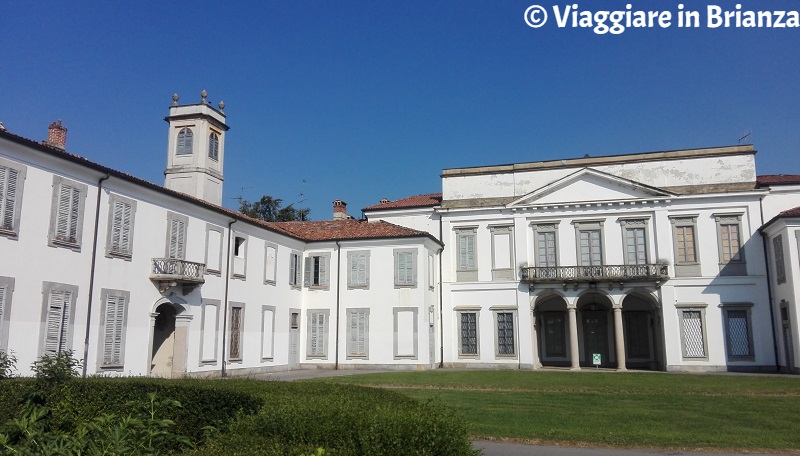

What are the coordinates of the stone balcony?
(150, 258, 205, 293)
(520, 264, 669, 287)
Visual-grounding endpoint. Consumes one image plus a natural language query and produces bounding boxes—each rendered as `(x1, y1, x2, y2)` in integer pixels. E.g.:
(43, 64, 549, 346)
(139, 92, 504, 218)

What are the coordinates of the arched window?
(176, 128, 193, 155)
(208, 132, 219, 161)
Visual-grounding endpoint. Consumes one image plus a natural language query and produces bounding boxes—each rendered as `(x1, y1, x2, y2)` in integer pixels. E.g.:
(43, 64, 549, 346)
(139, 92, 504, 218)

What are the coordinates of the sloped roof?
(264, 219, 440, 244)
(757, 175, 800, 186)
(362, 193, 442, 211)
(0, 129, 438, 245)
(778, 206, 800, 218)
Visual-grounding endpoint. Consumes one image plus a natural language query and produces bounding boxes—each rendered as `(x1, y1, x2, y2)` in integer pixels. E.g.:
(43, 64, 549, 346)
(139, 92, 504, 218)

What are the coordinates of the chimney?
(380, 198, 389, 204)
(46, 120, 67, 149)
(333, 199, 348, 220)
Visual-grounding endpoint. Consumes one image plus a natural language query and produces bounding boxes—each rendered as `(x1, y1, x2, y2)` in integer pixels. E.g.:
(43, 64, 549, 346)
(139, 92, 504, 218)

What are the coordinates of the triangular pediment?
(508, 168, 675, 207)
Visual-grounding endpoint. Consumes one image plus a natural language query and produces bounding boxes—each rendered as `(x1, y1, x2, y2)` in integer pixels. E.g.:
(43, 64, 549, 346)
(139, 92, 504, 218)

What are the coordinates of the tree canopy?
(238, 196, 310, 222)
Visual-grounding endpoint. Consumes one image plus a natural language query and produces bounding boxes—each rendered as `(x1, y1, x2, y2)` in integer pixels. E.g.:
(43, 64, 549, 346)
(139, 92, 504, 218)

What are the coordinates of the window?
(106, 195, 136, 258)
(200, 299, 220, 365)
(393, 308, 418, 359)
(304, 253, 331, 289)
(289, 251, 302, 288)
(49, 176, 87, 250)
(347, 309, 370, 359)
(428, 253, 435, 290)
(232, 234, 247, 278)
(98, 289, 129, 369)
(40, 282, 78, 356)
(455, 228, 477, 281)
(165, 213, 188, 259)
(208, 132, 219, 161)
(204, 225, 224, 275)
(495, 311, 516, 356)
(458, 311, 479, 356)
(533, 224, 558, 268)
(715, 214, 746, 275)
(176, 127, 193, 155)
(347, 251, 370, 289)
(491, 226, 514, 280)
(670, 216, 700, 276)
(574, 221, 604, 267)
(261, 305, 276, 361)
(264, 243, 277, 285)
(722, 304, 754, 361)
(0, 277, 15, 352)
(307, 310, 329, 359)
(0, 158, 26, 237)
(620, 219, 648, 265)
(229, 303, 244, 361)
(774, 235, 786, 284)
(394, 248, 417, 287)
(677, 305, 707, 360)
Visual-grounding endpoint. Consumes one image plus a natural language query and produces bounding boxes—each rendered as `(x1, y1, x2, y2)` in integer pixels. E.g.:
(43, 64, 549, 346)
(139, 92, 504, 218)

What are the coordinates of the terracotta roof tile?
(778, 206, 800, 218)
(363, 193, 442, 211)
(264, 219, 439, 243)
(757, 175, 800, 185)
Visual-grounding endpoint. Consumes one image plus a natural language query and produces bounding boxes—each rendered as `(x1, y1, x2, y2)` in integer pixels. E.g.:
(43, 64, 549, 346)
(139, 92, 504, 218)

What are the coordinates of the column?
(613, 307, 627, 371)
(568, 306, 580, 370)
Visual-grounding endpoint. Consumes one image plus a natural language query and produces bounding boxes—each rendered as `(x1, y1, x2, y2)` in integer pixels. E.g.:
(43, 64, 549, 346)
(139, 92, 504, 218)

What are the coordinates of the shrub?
(31, 350, 81, 381)
(0, 351, 16, 379)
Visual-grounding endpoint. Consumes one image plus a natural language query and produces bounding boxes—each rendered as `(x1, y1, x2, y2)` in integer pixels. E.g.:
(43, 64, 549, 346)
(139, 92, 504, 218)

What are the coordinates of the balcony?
(520, 264, 669, 287)
(150, 258, 205, 293)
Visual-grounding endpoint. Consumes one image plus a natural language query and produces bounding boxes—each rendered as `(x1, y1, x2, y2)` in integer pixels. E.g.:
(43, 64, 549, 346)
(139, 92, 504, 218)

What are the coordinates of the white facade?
(2, 100, 800, 375)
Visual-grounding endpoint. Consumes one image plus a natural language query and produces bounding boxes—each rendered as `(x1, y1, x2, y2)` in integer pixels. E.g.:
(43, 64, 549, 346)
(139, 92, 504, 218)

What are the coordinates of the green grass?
(312, 370, 800, 451)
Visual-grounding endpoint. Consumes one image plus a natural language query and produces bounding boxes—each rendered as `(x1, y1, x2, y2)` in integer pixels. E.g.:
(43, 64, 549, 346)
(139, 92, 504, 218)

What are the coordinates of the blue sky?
(2, 1, 799, 220)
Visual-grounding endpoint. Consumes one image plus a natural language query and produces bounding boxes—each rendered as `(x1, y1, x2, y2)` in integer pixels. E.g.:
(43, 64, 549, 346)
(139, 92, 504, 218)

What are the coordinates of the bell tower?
(164, 90, 229, 205)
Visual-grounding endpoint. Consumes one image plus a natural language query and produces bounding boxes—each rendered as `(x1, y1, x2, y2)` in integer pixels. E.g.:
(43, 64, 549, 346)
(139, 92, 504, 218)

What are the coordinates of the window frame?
(176, 127, 193, 155)
(532, 223, 559, 268)
(39, 281, 79, 356)
(261, 305, 276, 361)
(346, 250, 370, 289)
(394, 248, 418, 288)
(165, 212, 189, 260)
(264, 243, 278, 285)
(676, 303, 709, 361)
(393, 307, 419, 359)
(493, 309, 518, 358)
(0, 276, 15, 352)
(289, 251, 302, 289)
(48, 176, 88, 251)
(490, 226, 515, 280)
(105, 194, 137, 259)
(457, 309, 480, 358)
(306, 309, 330, 359)
(346, 308, 370, 359)
(228, 302, 245, 362)
(573, 220, 605, 267)
(231, 233, 248, 279)
(773, 235, 786, 284)
(204, 224, 224, 276)
(669, 216, 701, 276)
(455, 228, 478, 282)
(304, 252, 331, 290)
(208, 132, 220, 161)
(0, 157, 27, 239)
(619, 219, 649, 266)
(714, 213, 747, 276)
(96, 288, 130, 371)
(199, 299, 220, 366)
(720, 303, 755, 362)
(428, 252, 435, 290)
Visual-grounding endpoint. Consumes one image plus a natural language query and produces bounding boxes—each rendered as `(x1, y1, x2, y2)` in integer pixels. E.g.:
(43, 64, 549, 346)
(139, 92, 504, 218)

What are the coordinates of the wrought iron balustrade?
(520, 264, 669, 284)
(150, 258, 205, 291)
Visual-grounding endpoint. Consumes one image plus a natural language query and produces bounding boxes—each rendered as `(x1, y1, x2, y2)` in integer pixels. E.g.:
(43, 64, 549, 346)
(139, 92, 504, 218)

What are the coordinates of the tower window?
(208, 133, 219, 161)
(176, 128, 193, 155)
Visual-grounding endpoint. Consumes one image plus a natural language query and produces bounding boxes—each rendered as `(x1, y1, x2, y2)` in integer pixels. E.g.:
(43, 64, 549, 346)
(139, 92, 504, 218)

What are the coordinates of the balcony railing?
(150, 258, 205, 292)
(520, 264, 669, 284)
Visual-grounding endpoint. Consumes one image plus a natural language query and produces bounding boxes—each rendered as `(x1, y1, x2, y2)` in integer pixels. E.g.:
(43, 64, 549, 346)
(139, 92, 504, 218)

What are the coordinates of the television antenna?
(738, 129, 752, 145)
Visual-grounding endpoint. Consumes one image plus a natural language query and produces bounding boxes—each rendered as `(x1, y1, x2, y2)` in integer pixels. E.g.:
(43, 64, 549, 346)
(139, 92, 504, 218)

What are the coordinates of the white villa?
(1, 93, 799, 376)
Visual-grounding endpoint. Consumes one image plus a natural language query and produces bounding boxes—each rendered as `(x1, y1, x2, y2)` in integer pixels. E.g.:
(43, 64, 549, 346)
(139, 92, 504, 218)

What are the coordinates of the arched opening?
(577, 292, 614, 368)
(622, 291, 662, 371)
(535, 294, 570, 367)
(149, 298, 191, 378)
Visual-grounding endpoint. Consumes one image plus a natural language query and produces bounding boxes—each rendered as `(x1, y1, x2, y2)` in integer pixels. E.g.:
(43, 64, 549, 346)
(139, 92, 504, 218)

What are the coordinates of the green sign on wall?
(592, 353, 601, 365)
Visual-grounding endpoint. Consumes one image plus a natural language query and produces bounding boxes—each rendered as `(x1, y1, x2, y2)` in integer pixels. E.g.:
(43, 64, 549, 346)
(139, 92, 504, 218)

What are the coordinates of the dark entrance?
(582, 310, 609, 367)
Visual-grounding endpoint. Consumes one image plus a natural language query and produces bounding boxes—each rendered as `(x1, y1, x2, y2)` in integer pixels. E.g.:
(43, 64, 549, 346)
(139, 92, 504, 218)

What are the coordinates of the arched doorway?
(149, 298, 192, 378)
(535, 294, 570, 367)
(577, 292, 614, 368)
(622, 291, 662, 370)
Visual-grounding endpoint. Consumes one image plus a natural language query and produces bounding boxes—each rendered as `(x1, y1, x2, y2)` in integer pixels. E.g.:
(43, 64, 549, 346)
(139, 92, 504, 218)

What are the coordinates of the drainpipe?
(221, 219, 236, 378)
(334, 241, 342, 370)
(759, 196, 780, 371)
(438, 214, 444, 368)
(82, 173, 110, 378)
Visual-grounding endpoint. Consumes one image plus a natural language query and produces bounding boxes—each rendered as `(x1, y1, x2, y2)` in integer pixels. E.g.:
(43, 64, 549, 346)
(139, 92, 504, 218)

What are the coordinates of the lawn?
(313, 370, 800, 452)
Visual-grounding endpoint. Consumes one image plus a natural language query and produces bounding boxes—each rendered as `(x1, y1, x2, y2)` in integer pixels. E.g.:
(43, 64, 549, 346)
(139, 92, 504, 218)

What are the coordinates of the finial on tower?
(201, 90, 208, 105)
(172, 93, 179, 106)
(218, 101, 225, 112)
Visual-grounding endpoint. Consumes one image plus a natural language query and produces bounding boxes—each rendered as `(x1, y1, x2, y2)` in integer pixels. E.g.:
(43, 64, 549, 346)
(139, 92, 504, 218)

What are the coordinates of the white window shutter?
(56, 185, 73, 241)
(348, 312, 357, 354)
(289, 254, 296, 284)
(169, 219, 185, 259)
(358, 254, 367, 285)
(119, 202, 132, 253)
(0, 287, 5, 339)
(303, 257, 312, 287)
(1, 166, 17, 230)
(356, 312, 366, 355)
(319, 256, 328, 286)
(45, 290, 71, 354)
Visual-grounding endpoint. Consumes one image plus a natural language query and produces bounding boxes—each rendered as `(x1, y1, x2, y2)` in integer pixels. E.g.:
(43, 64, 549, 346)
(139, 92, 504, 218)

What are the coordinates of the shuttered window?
(0, 165, 19, 232)
(724, 307, 754, 360)
(44, 290, 72, 355)
(208, 133, 219, 160)
(347, 251, 369, 288)
(55, 183, 81, 244)
(774, 235, 786, 284)
(289, 252, 302, 286)
(108, 199, 133, 256)
(675, 224, 697, 263)
(168, 218, 186, 259)
(719, 223, 742, 262)
(537, 231, 557, 267)
(625, 227, 647, 265)
(303, 254, 329, 288)
(176, 128, 193, 155)
(347, 309, 369, 358)
(460, 312, 478, 355)
(496, 312, 515, 355)
(101, 292, 127, 367)
(457, 232, 476, 270)
(394, 249, 417, 287)
(579, 229, 603, 266)
(308, 310, 328, 357)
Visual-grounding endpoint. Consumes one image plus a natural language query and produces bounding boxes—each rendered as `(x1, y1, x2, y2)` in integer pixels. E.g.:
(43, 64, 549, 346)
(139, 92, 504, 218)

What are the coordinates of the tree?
(239, 196, 310, 222)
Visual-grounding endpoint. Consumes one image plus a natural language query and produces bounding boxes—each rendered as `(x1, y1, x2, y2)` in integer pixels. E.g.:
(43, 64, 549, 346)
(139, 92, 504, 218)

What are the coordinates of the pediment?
(508, 168, 674, 207)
